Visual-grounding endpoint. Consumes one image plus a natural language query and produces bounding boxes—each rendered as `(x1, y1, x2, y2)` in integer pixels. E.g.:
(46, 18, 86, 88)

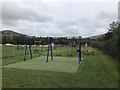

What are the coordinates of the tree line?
(90, 21, 120, 60)
(2, 35, 86, 45)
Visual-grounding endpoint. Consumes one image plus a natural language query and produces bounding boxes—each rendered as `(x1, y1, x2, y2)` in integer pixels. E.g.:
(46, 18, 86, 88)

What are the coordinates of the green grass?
(0, 46, 2, 89)
(3, 57, 80, 73)
(2, 46, 24, 58)
(2, 46, 80, 66)
(2, 46, 79, 58)
(2, 46, 118, 88)
(0, 58, 1, 90)
(2, 46, 46, 66)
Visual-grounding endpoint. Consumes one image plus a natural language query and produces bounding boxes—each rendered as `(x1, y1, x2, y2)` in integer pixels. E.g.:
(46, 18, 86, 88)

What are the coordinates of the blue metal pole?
(50, 37, 53, 61)
(79, 36, 81, 64)
(24, 38, 28, 61)
(28, 38, 32, 59)
(46, 37, 50, 62)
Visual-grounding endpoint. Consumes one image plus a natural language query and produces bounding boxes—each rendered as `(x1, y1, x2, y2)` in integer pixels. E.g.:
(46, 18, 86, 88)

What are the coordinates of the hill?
(0, 30, 105, 40)
(86, 34, 105, 39)
(0, 30, 26, 36)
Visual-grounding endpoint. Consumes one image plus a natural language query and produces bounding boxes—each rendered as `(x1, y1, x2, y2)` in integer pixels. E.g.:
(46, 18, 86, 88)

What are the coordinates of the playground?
(3, 36, 83, 73)
(1, 1, 119, 88)
(2, 36, 118, 88)
(2, 47, 118, 88)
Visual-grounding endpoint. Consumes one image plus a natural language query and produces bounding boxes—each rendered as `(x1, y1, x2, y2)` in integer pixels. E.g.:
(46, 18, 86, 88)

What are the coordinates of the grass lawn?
(3, 57, 80, 73)
(2, 46, 118, 88)
(2, 46, 80, 66)
(0, 46, 2, 89)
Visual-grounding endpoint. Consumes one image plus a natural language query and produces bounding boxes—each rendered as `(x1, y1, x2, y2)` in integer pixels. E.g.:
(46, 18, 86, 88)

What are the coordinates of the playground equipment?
(81, 42, 95, 55)
(46, 37, 53, 62)
(24, 38, 32, 61)
(67, 41, 78, 57)
(55, 44, 62, 56)
(78, 36, 81, 64)
(34, 41, 42, 55)
(67, 42, 73, 57)
(24, 36, 81, 64)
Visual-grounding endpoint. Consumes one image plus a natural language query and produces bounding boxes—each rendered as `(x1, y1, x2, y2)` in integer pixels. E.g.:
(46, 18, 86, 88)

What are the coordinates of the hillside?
(86, 34, 105, 39)
(0, 30, 26, 36)
(1, 30, 106, 39)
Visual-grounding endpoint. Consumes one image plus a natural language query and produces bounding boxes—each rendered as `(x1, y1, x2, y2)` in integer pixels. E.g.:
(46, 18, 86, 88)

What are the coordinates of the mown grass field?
(0, 46, 1, 89)
(2, 46, 79, 66)
(2, 46, 118, 88)
(3, 57, 80, 73)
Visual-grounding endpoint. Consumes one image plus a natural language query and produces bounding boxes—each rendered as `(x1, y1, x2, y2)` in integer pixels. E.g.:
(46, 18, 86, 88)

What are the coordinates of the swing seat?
(38, 52, 42, 55)
(67, 54, 73, 57)
(34, 50, 38, 53)
(56, 54, 61, 56)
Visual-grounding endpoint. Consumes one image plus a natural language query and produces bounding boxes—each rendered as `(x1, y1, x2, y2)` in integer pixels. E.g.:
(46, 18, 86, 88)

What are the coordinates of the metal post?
(79, 36, 81, 64)
(24, 37, 32, 61)
(28, 38, 32, 59)
(46, 38, 50, 62)
(24, 38, 28, 61)
(50, 38, 53, 61)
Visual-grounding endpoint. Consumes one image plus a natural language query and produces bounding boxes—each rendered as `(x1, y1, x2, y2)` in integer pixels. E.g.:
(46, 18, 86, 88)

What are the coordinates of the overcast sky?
(1, 0, 118, 37)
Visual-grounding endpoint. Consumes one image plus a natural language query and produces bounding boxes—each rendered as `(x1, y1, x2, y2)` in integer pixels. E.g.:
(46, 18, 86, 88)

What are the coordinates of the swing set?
(24, 36, 81, 64)
(34, 41, 42, 55)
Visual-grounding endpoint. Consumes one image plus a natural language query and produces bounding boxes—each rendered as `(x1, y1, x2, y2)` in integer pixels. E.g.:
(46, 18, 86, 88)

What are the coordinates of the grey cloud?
(2, 19, 17, 26)
(62, 26, 79, 35)
(96, 11, 117, 21)
(56, 11, 117, 37)
(2, 2, 53, 26)
(55, 17, 107, 37)
(57, 21, 77, 28)
(79, 17, 108, 28)
(118, 1, 120, 23)
(1, 2, 117, 37)
(54, 20, 80, 36)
